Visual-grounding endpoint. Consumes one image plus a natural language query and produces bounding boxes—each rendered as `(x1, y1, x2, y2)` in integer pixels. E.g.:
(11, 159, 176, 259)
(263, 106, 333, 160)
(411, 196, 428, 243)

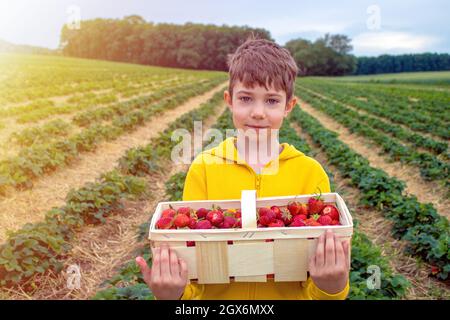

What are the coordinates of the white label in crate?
(241, 190, 257, 229)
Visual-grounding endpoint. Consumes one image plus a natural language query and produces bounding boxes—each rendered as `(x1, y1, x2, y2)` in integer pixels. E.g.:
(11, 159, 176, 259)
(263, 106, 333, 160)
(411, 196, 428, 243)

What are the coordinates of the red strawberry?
(290, 219, 306, 227)
(196, 220, 212, 229)
(270, 206, 282, 219)
(280, 207, 293, 225)
(177, 207, 192, 217)
(222, 216, 238, 228)
(305, 216, 322, 227)
(206, 209, 224, 227)
(257, 223, 266, 228)
(298, 203, 308, 216)
(431, 266, 440, 275)
(174, 214, 190, 228)
(287, 201, 301, 215)
(308, 194, 325, 215)
(161, 208, 176, 218)
(236, 219, 242, 228)
(268, 219, 285, 228)
(258, 210, 276, 226)
(330, 220, 340, 225)
(156, 217, 173, 229)
(321, 205, 339, 220)
(235, 209, 241, 218)
(188, 217, 198, 229)
(196, 208, 209, 219)
(317, 215, 332, 226)
(293, 214, 306, 223)
(258, 207, 273, 216)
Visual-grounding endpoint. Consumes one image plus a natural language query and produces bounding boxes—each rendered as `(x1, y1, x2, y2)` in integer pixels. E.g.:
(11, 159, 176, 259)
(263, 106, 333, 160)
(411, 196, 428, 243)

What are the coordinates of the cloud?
(353, 31, 441, 55)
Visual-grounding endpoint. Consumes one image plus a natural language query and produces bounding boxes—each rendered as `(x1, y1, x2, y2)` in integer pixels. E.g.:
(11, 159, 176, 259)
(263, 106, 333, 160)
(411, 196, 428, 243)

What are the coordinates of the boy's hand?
(136, 243, 188, 300)
(309, 229, 350, 295)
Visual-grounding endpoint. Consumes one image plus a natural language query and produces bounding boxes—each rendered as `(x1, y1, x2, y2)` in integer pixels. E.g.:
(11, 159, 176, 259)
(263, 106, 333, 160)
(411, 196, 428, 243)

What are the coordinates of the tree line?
(60, 16, 450, 76)
(354, 53, 450, 75)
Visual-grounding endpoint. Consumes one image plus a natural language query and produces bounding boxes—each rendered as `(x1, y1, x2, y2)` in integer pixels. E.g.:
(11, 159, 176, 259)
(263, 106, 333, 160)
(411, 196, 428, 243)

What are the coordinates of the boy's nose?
(250, 103, 266, 119)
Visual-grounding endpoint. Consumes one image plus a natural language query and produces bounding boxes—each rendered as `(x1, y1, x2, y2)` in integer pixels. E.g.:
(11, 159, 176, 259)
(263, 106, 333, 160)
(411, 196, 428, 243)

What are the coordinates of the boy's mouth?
(245, 124, 270, 129)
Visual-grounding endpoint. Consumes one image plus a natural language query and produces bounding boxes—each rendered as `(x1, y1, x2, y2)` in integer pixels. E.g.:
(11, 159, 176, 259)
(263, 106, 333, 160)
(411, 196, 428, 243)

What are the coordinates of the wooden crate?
(148, 190, 353, 284)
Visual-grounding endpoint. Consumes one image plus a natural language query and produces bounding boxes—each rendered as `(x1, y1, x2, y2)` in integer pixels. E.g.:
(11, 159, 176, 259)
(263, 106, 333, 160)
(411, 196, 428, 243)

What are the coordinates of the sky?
(0, 0, 449, 56)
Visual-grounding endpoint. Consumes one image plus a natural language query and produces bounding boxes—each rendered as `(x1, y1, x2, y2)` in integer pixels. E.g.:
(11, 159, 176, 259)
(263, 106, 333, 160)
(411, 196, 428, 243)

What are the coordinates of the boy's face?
(224, 80, 297, 136)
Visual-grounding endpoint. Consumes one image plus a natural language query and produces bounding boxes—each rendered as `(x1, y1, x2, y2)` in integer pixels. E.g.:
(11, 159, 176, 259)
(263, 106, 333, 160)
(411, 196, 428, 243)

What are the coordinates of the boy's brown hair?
(227, 36, 299, 102)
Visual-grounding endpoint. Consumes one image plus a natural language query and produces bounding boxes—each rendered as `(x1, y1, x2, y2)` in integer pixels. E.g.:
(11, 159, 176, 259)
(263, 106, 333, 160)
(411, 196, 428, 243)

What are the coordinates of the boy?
(136, 37, 350, 300)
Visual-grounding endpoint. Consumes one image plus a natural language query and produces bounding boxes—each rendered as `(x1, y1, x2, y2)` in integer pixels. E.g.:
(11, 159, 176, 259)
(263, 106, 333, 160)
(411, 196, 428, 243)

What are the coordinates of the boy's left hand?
(309, 229, 351, 295)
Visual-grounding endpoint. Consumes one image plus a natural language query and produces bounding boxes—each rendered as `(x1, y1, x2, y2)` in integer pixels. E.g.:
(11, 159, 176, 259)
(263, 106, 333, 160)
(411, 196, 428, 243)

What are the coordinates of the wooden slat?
(231, 240, 272, 282)
(274, 239, 308, 281)
(196, 241, 230, 284)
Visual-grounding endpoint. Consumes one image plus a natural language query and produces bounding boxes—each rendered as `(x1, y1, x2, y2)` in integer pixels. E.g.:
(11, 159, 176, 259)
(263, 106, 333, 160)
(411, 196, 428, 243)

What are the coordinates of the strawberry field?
(0, 54, 448, 299)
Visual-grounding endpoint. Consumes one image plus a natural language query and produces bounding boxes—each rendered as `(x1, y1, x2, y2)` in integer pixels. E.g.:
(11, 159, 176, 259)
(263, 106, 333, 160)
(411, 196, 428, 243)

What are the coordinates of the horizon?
(0, 0, 449, 57)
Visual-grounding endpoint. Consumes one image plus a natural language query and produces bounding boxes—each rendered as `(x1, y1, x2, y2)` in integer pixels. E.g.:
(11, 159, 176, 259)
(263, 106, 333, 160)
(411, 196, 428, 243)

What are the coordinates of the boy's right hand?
(136, 243, 188, 300)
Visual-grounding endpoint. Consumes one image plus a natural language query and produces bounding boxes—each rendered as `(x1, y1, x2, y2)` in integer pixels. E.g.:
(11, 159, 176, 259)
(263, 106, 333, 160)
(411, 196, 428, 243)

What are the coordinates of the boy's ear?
(284, 96, 298, 116)
(224, 90, 233, 110)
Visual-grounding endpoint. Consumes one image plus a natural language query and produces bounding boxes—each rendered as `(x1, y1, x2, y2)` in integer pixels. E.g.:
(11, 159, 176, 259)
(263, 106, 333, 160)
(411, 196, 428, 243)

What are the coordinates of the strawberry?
(156, 217, 173, 229)
(174, 214, 190, 228)
(431, 266, 440, 275)
(222, 216, 238, 228)
(188, 217, 198, 229)
(292, 214, 306, 223)
(258, 209, 276, 226)
(258, 207, 273, 216)
(305, 215, 322, 227)
(321, 205, 339, 220)
(236, 219, 242, 228)
(280, 207, 293, 225)
(195, 208, 209, 219)
(287, 201, 301, 215)
(330, 220, 340, 225)
(186, 241, 196, 247)
(317, 215, 332, 226)
(268, 219, 285, 228)
(235, 209, 241, 218)
(196, 220, 212, 229)
(270, 206, 282, 219)
(177, 207, 192, 217)
(161, 208, 176, 218)
(290, 219, 306, 227)
(299, 203, 308, 216)
(206, 209, 224, 227)
(308, 193, 325, 215)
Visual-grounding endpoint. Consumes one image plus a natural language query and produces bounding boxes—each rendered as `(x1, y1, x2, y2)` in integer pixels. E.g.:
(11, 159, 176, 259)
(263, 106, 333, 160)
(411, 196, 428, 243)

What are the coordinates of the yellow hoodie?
(181, 136, 350, 300)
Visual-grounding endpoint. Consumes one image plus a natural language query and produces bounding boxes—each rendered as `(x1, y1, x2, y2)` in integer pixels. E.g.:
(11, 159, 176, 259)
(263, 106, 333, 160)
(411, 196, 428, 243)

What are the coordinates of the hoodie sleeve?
(304, 277, 350, 300)
(183, 153, 208, 201)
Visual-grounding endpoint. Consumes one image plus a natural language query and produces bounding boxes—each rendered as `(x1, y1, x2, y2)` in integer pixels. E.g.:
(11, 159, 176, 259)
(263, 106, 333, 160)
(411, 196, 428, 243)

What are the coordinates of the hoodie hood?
(203, 136, 305, 164)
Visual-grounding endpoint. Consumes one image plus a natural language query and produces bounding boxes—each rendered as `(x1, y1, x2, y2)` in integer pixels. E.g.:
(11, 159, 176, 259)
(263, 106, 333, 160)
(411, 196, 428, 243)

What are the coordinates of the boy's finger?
(315, 232, 325, 267)
(179, 258, 188, 282)
(325, 229, 336, 266)
(169, 248, 180, 277)
(136, 256, 152, 281)
(334, 237, 345, 267)
(342, 240, 351, 269)
(151, 247, 161, 280)
(159, 244, 171, 281)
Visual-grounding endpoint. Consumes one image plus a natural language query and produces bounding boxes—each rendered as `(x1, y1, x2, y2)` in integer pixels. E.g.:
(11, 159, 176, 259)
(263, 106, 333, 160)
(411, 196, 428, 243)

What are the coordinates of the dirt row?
(0, 100, 227, 300)
(297, 85, 450, 148)
(291, 120, 450, 299)
(295, 96, 450, 220)
(0, 82, 227, 242)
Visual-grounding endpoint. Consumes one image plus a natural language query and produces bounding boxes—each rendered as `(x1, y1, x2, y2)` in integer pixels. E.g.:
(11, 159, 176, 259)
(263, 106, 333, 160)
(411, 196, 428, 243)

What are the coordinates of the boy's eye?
(239, 96, 252, 103)
(267, 99, 279, 105)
